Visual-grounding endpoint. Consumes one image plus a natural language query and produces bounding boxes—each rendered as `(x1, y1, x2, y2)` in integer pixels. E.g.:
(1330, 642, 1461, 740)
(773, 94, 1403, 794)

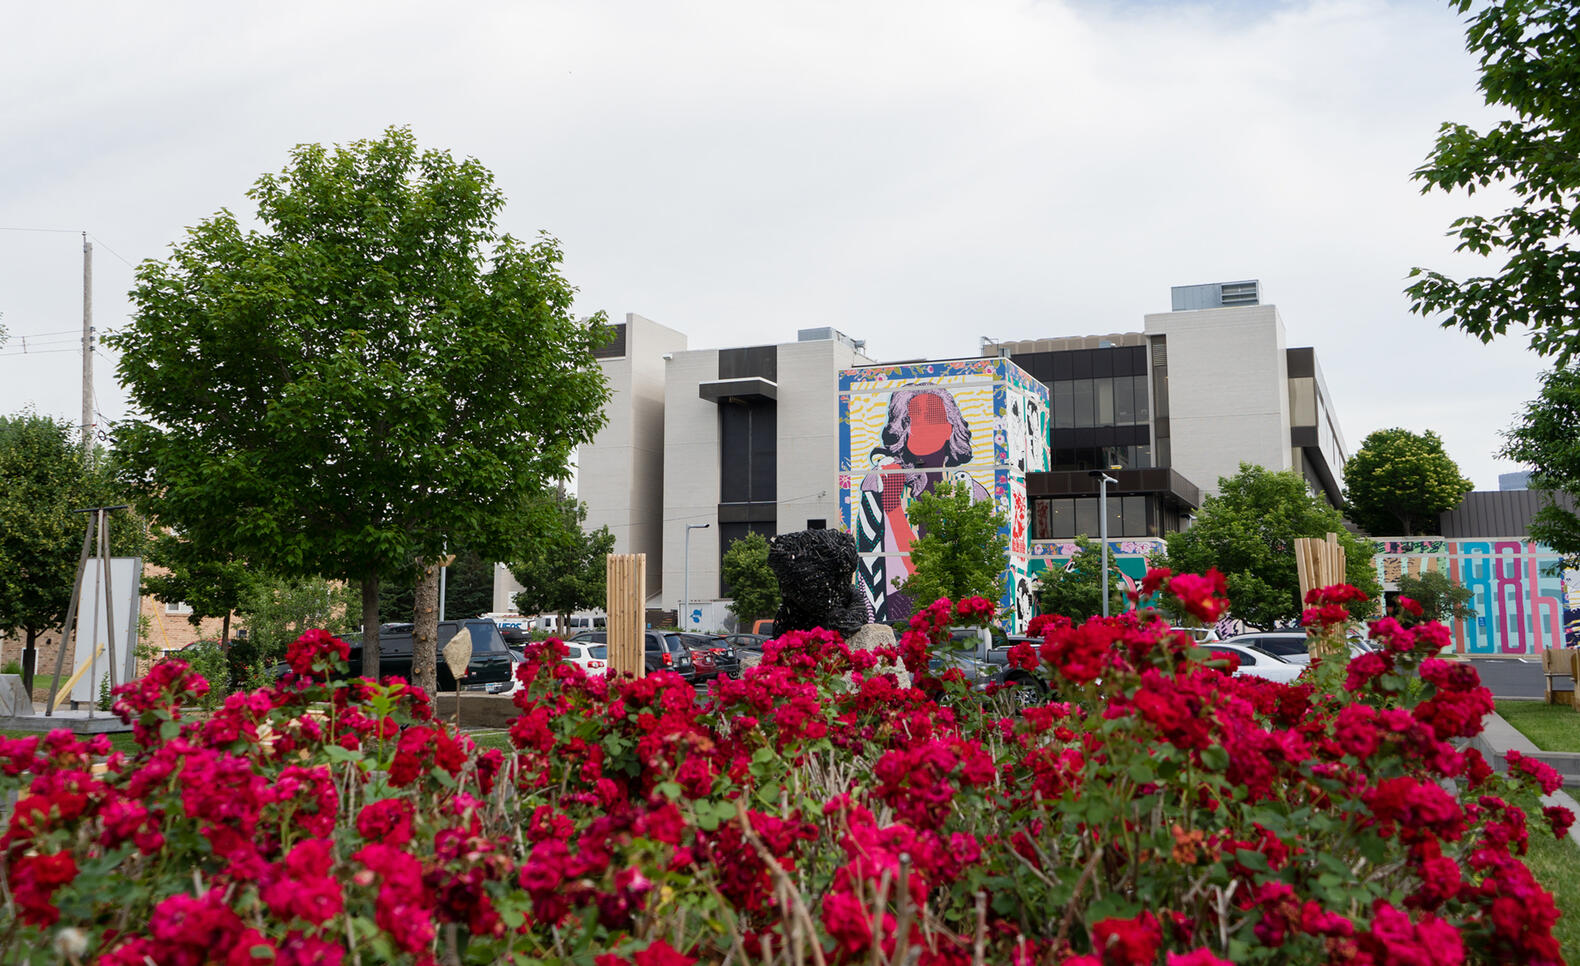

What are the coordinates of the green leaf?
(1200, 744, 1229, 772)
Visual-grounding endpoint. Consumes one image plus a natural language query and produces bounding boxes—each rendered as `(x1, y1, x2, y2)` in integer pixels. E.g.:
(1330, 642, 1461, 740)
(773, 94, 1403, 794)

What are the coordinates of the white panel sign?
(70, 557, 143, 704)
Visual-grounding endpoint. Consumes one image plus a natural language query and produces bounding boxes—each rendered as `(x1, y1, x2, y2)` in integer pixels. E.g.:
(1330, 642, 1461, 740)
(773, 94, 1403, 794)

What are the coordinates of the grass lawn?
(1, 728, 140, 755)
(1496, 700, 1580, 753)
(1527, 826, 1580, 961)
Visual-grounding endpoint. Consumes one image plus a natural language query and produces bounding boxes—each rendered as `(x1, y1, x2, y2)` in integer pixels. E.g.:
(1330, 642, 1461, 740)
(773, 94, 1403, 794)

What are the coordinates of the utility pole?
(81, 233, 93, 457)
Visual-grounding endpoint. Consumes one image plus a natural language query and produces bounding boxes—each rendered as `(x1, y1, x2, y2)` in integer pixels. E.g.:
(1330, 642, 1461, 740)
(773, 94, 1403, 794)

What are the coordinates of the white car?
(563, 641, 609, 677)
(1202, 641, 1304, 684)
(1224, 631, 1370, 667)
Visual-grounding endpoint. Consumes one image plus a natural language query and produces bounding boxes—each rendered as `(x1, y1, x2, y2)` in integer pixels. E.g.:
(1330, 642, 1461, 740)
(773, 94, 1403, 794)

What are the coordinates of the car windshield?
(588, 645, 607, 659)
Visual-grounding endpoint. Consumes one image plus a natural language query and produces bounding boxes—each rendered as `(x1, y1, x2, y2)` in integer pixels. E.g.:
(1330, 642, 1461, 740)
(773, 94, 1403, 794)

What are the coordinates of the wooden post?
(607, 554, 646, 678)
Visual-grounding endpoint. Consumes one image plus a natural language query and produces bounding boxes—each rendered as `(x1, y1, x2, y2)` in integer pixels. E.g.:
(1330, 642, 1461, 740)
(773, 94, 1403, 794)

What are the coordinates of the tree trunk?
(220, 612, 231, 647)
(412, 561, 440, 696)
(21, 627, 36, 693)
(362, 575, 381, 681)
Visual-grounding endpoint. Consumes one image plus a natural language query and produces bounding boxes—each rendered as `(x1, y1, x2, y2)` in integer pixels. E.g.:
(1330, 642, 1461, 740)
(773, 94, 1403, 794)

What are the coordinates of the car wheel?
(1008, 676, 1048, 709)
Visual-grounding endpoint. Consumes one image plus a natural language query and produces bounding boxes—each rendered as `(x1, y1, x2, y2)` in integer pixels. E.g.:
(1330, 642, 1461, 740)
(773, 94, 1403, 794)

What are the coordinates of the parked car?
(330, 620, 517, 693)
(670, 633, 741, 681)
(1201, 641, 1304, 683)
(567, 631, 696, 681)
(721, 633, 770, 669)
(1224, 631, 1370, 667)
(563, 640, 608, 677)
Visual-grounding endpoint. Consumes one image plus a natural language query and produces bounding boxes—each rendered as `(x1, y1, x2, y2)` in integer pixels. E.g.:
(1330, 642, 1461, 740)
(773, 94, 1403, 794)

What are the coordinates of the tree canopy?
(1407, 0, 1580, 364)
(1394, 570, 1476, 627)
(0, 415, 144, 683)
(1164, 463, 1379, 628)
(1502, 366, 1580, 558)
(381, 548, 496, 625)
(1343, 428, 1473, 536)
(721, 532, 780, 626)
(1035, 534, 1126, 622)
(900, 479, 1008, 610)
(108, 128, 610, 678)
(509, 490, 614, 625)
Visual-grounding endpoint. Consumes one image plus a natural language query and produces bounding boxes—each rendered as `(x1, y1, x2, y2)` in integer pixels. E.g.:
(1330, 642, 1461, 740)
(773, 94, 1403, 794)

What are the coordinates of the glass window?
(1074, 498, 1099, 539)
(1073, 380, 1093, 428)
(589, 645, 608, 659)
(1122, 496, 1147, 537)
(1134, 374, 1150, 423)
(1152, 368, 1167, 418)
(1054, 382, 1073, 429)
(1051, 498, 1074, 538)
(1115, 376, 1134, 424)
(1106, 491, 1123, 536)
(1136, 443, 1152, 468)
(1096, 378, 1114, 425)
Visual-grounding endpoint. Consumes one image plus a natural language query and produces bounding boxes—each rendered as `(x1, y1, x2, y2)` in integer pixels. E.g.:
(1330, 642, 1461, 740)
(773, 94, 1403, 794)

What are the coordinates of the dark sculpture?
(768, 529, 868, 635)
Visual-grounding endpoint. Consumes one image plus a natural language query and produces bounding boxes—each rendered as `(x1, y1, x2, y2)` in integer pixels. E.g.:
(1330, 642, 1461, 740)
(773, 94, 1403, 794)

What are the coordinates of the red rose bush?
(0, 580, 1568, 964)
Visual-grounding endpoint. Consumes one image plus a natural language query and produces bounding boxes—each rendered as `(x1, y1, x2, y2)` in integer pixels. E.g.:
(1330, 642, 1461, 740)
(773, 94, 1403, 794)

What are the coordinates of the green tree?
(1407, 0, 1580, 364)
(142, 531, 253, 645)
(231, 574, 362, 690)
(1502, 366, 1580, 558)
(1035, 534, 1126, 622)
(900, 480, 1008, 610)
(108, 128, 610, 685)
(721, 532, 780, 626)
(1394, 570, 1476, 626)
(509, 491, 615, 629)
(1343, 428, 1474, 536)
(1164, 463, 1380, 628)
(0, 415, 143, 689)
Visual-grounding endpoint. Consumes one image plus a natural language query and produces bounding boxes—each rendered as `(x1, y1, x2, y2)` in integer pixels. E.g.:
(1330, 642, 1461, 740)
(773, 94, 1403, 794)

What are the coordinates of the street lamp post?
(1089, 470, 1119, 617)
(683, 523, 710, 630)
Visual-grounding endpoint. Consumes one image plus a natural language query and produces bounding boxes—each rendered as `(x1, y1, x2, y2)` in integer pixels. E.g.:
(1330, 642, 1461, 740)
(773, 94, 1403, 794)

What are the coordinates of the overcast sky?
(0, 0, 1545, 490)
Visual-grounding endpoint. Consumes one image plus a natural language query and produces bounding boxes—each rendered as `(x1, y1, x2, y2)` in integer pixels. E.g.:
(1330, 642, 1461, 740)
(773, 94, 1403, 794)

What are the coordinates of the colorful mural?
(839, 360, 1048, 633)
(1024, 538, 1167, 605)
(1370, 537, 1580, 655)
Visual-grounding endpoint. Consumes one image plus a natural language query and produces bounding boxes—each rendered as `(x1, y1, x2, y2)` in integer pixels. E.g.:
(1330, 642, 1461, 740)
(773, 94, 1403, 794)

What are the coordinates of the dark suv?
(337, 620, 517, 693)
(570, 630, 695, 681)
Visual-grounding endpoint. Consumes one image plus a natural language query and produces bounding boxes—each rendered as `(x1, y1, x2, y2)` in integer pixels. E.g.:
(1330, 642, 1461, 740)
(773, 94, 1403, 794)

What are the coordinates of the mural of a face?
(906, 393, 952, 457)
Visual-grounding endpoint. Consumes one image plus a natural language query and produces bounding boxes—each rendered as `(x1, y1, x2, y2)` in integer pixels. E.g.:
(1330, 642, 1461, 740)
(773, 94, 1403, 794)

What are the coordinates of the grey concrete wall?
(1144, 304, 1291, 497)
(661, 348, 723, 609)
(776, 339, 870, 533)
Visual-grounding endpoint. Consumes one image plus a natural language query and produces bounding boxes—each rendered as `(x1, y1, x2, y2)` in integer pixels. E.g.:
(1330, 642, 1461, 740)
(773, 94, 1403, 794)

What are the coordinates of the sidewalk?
(1472, 711, 1580, 850)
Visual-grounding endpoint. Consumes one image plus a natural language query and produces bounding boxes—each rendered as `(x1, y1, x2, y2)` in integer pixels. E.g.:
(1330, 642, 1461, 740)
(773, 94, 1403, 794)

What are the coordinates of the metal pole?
(1093, 472, 1118, 618)
(684, 523, 710, 630)
(45, 518, 96, 715)
(81, 234, 93, 457)
(438, 540, 448, 622)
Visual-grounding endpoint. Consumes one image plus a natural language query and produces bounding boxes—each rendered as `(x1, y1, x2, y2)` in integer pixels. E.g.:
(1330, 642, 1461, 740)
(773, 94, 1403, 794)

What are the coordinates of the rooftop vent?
(1170, 280, 1261, 311)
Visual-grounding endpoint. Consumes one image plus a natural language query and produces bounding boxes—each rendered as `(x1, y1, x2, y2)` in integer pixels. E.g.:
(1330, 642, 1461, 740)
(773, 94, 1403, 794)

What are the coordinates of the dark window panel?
(1094, 350, 1113, 378)
(1115, 376, 1135, 424)
(1053, 382, 1074, 429)
(1052, 352, 1073, 380)
(1074, 497, 1100, 539)
(1073, 380, 1093, 428)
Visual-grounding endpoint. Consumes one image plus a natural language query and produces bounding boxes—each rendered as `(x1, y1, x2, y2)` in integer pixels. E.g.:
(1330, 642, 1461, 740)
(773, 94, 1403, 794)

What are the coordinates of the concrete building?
(662, 328, 874, 626)
(984, 279, 1348, 547)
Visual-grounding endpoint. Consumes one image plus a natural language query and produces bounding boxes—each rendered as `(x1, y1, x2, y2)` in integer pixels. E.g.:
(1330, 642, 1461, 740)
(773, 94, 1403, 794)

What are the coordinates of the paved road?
(1468, 657, 1550, 700)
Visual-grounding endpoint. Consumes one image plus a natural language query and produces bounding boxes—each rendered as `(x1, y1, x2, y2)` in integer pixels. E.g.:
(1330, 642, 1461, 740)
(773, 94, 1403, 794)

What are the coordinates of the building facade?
(838, 358, 1049, 634)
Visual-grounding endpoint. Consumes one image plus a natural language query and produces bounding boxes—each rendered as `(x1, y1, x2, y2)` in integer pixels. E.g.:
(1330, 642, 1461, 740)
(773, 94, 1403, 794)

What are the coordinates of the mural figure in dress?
(855, 384, 991, 624)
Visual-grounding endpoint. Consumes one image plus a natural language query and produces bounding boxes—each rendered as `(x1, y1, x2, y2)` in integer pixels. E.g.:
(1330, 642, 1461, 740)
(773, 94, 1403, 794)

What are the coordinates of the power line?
(0, 346, 78, 358)
(87, 233, 137, 269)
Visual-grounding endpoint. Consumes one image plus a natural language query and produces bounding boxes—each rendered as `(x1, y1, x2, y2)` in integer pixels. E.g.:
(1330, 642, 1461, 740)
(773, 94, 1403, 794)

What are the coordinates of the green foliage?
(721, 532, 780, 625)
(1035, 534, 1125, 621)
(231, 575, 362, 688)
(1343, 428, 1473, 536)
(1164, 463, 1380, 628)
(142, 529, 252, 637)
(901, 479, 1008, 608)
(380, 547, 496, 624)
(107, 127, 610, 667)
(509, 490, 615, 622)
(1395, 570, 1475, 626)
(1503, 366, 1580, 560)
(0, 414, 145, 649)
(1407, 0, 1580, 365)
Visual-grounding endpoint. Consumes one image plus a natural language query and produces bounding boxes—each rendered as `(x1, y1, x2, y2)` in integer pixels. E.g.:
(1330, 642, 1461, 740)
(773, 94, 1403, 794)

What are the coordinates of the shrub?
(0, 581, 1568, 964)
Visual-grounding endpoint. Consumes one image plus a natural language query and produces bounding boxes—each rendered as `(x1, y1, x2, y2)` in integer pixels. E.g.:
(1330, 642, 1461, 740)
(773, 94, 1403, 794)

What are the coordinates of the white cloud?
(0, 0, 1547, 488)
